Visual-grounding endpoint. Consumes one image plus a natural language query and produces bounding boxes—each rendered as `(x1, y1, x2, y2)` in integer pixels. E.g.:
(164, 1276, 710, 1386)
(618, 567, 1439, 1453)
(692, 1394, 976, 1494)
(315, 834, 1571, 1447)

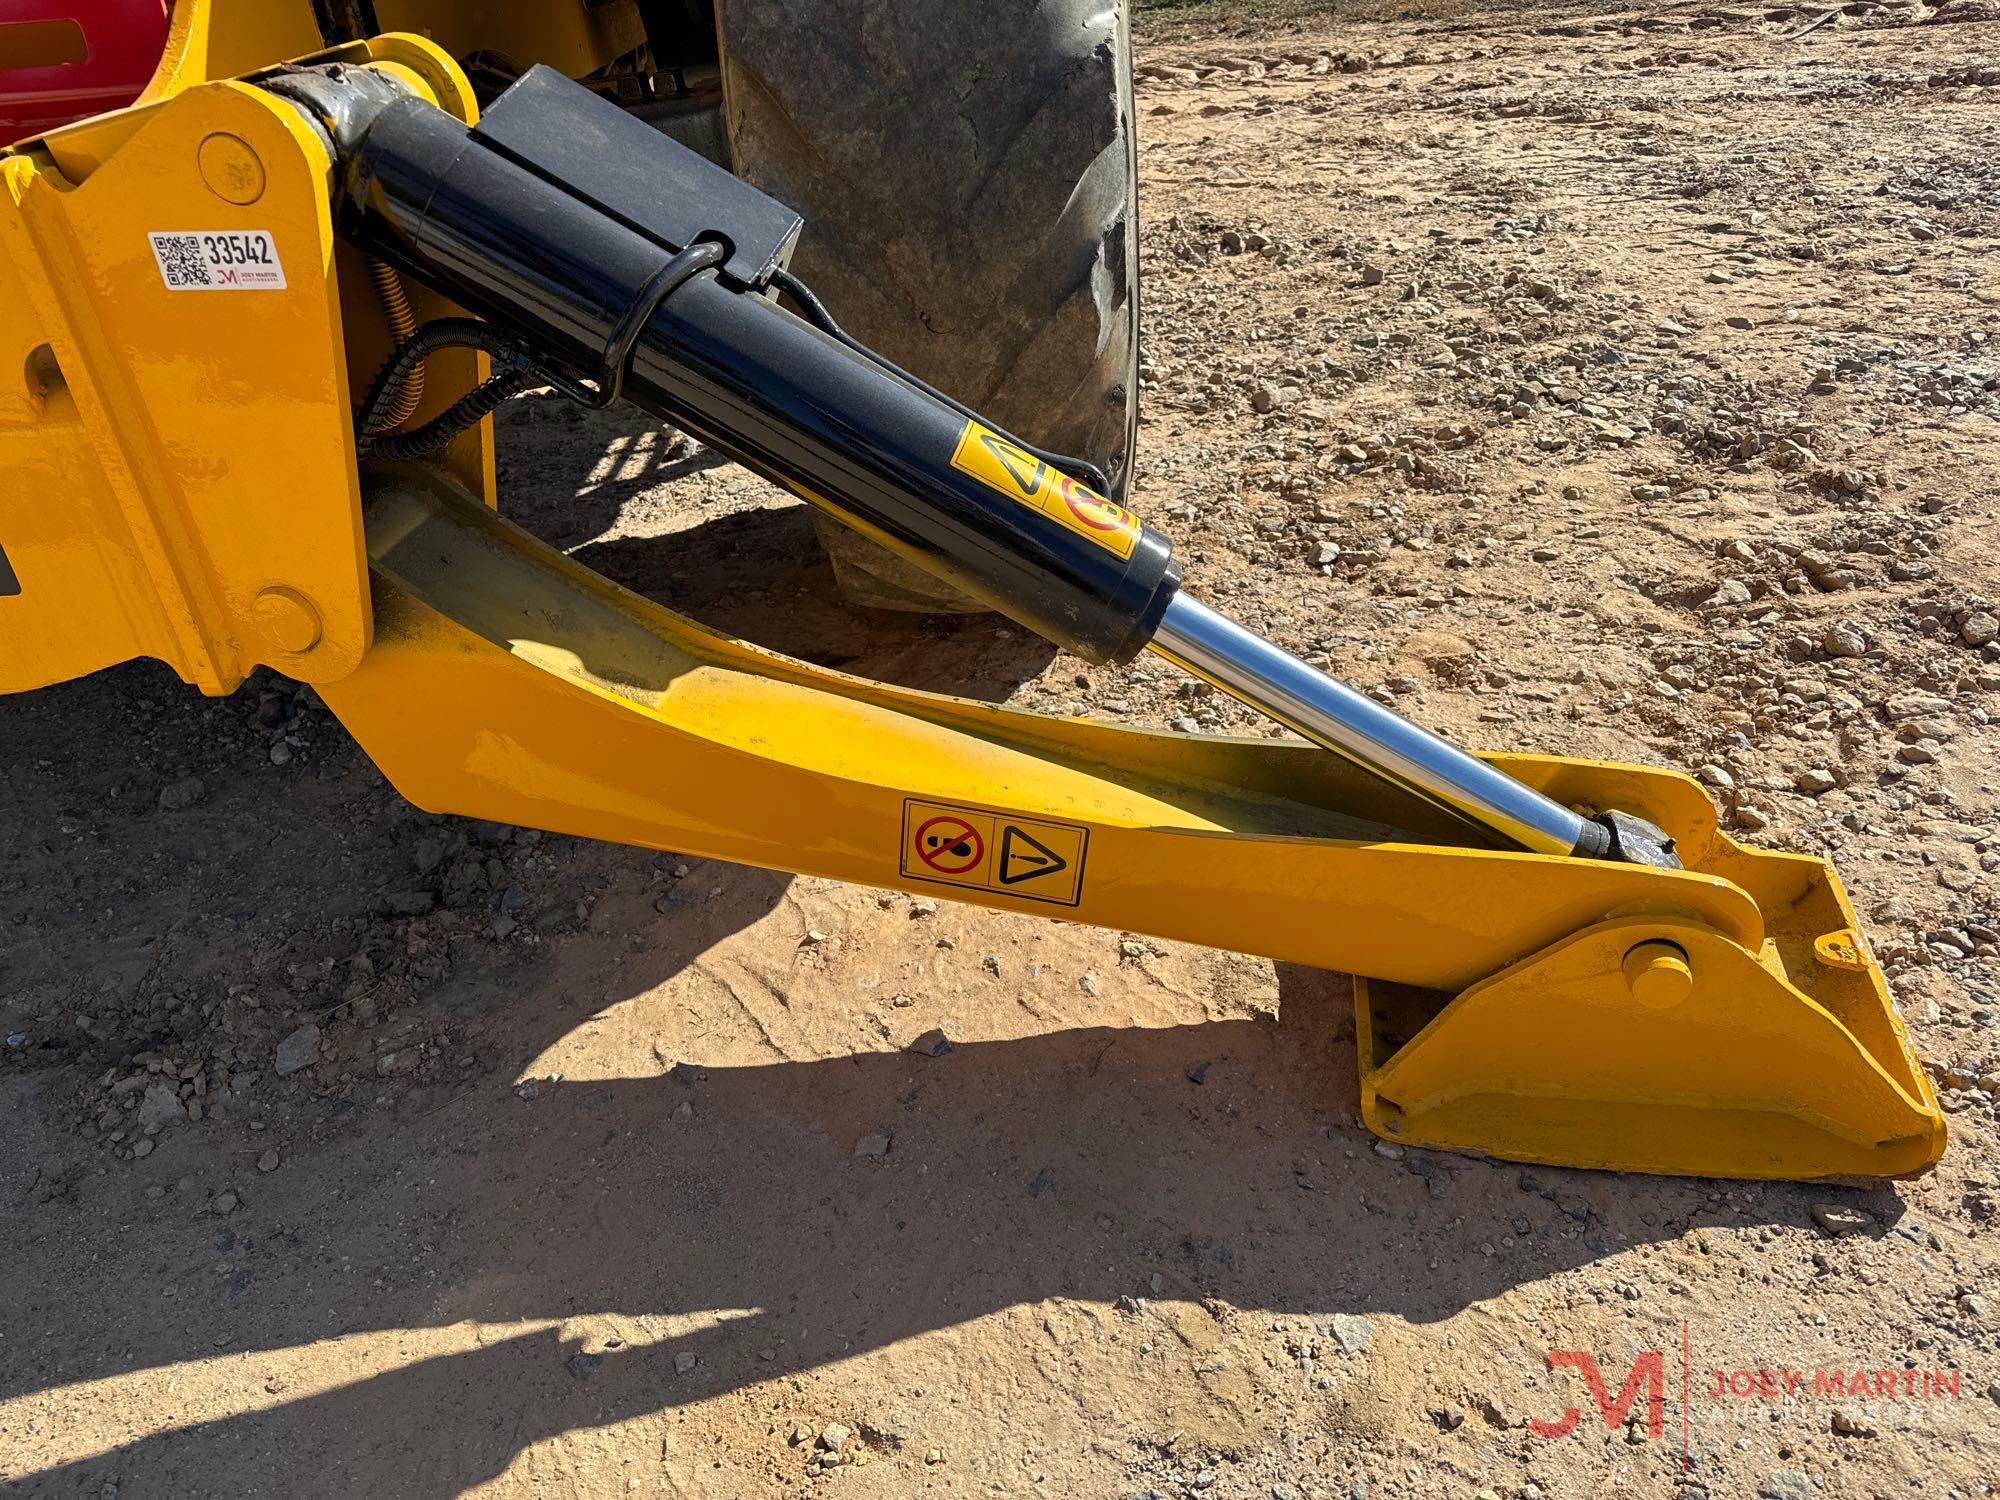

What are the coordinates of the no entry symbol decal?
(914, 814, 985, 875)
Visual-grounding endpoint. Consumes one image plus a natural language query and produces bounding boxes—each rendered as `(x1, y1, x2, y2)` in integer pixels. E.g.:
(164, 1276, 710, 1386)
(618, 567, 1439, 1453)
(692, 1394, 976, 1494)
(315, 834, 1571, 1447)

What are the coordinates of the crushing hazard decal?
(901, 799, 1089, 907)
(950, 420, 1143, 560)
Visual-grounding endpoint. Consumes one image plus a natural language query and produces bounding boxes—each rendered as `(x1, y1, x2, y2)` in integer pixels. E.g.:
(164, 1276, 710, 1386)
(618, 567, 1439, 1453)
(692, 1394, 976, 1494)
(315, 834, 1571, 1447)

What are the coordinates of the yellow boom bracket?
(320, 471, 1945, 1181)
(0, 80, 365, 694)
(0, 35, 485, 697)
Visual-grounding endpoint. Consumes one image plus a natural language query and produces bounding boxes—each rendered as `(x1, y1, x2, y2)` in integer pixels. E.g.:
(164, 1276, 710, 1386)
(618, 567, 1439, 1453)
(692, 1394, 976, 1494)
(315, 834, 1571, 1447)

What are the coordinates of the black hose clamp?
(537, 240, 728, 410)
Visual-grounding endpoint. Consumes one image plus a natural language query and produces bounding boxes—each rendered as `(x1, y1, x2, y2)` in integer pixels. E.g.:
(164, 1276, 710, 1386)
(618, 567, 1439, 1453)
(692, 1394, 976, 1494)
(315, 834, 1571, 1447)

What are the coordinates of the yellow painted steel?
(0, 82, 366, 694)
(0, 45, 1946, 1180)
(134, 1, 643, 105)
(311, 472, 1944, 1179)
(0, 38, 489, 697)
(1356, 914, 1945, 1180)
(331, 473, 1766, 983)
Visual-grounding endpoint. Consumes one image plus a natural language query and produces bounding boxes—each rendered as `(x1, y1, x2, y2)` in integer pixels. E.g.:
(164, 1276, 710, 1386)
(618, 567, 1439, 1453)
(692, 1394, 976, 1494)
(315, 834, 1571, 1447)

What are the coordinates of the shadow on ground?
(2, 871, 1850, 1498)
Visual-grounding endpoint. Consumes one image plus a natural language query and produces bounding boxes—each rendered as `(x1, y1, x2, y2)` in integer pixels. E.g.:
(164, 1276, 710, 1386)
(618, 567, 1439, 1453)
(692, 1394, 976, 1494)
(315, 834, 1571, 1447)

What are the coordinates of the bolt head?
(253, 587, 321, 654)
(1623, 941, 1692, 1009)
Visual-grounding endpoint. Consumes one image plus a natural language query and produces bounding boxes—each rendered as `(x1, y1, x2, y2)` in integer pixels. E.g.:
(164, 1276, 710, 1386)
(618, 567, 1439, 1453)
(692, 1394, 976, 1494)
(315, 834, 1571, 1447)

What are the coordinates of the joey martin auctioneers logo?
(1530, 1325, 1977, 1467)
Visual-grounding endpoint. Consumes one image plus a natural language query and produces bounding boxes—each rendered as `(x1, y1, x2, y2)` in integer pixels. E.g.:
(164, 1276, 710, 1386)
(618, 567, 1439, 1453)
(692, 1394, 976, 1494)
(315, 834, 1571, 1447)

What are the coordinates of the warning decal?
(950, 420, 1143, 560)
(998, 825, 1067, 886)
(912, 813, 985, 875)
(900, 799, 1088, 907)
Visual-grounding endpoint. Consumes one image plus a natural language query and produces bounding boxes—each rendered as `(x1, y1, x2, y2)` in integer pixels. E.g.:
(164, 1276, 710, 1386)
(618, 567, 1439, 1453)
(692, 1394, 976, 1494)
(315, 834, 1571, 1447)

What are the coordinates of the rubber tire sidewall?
(716, 0, 1140, 611)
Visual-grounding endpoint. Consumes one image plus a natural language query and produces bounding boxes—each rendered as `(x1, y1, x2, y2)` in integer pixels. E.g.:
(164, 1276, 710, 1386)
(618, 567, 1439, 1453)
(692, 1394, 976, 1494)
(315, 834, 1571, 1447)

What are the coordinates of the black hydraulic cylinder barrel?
(327, 86, 1179, 665)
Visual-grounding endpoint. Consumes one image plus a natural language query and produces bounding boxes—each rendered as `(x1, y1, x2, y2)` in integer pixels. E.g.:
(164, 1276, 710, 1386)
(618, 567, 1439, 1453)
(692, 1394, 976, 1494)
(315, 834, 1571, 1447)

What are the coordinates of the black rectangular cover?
(473, 64, 802, 288)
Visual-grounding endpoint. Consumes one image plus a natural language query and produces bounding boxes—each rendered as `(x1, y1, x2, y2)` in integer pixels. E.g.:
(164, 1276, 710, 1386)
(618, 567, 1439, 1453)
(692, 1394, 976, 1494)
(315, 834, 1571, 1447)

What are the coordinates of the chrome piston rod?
(1148, 593, 1602, 859)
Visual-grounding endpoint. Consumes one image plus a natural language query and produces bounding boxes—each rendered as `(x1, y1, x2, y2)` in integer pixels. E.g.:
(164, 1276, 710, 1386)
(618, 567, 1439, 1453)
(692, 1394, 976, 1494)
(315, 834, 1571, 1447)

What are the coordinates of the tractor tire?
(716, 0, 1140, 613)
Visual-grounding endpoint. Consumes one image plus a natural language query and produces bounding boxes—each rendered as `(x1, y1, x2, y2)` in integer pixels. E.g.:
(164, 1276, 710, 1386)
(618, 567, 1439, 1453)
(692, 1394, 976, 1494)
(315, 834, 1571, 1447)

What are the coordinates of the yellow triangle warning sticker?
(948, 420, 1142, 560)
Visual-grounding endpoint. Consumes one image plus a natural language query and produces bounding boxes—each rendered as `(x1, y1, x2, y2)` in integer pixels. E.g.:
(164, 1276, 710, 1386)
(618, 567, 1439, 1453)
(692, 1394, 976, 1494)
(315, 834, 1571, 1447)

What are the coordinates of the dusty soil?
(5, 2, 2000, 1495)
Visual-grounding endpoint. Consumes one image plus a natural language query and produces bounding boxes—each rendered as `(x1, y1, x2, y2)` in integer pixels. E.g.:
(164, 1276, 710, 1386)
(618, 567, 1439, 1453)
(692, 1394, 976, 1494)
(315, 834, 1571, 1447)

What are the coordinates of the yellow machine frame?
(0, 40, 1946, 1181)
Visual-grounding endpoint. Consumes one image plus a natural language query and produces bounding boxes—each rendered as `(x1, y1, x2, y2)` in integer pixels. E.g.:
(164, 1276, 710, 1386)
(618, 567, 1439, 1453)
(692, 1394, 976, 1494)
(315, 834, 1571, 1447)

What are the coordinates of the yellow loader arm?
(0, 39, 1944, 1180)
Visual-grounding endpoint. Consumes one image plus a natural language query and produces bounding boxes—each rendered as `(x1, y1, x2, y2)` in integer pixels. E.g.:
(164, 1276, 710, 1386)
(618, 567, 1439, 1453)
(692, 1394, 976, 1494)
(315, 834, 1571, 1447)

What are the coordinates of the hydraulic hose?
(364, 258, 424, 429)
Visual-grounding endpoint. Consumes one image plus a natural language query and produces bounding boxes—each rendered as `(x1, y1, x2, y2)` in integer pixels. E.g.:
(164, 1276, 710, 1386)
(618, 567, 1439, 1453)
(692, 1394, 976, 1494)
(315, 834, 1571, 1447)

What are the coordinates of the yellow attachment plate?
(0, 81, 367, 693)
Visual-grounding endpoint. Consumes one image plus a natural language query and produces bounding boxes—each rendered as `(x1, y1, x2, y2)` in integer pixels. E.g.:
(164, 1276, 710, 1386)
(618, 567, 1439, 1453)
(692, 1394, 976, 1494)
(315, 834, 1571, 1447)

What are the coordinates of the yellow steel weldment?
(0, 80, 367, 694)
(316, 472, 1945, 1182)
(0, 32, 486, 697)
(0, 44, 1945, 1182)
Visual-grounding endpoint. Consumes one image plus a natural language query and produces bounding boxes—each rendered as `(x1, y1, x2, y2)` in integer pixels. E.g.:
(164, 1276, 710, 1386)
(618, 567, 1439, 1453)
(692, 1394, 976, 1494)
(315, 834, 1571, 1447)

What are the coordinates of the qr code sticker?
(148, 230, 286, 291)
(150, 233, 213, 289)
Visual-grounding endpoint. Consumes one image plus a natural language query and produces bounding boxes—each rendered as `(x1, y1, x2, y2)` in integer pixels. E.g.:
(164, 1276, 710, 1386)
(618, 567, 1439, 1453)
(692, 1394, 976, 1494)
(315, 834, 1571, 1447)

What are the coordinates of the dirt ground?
(5, 1, 2000, 1495)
